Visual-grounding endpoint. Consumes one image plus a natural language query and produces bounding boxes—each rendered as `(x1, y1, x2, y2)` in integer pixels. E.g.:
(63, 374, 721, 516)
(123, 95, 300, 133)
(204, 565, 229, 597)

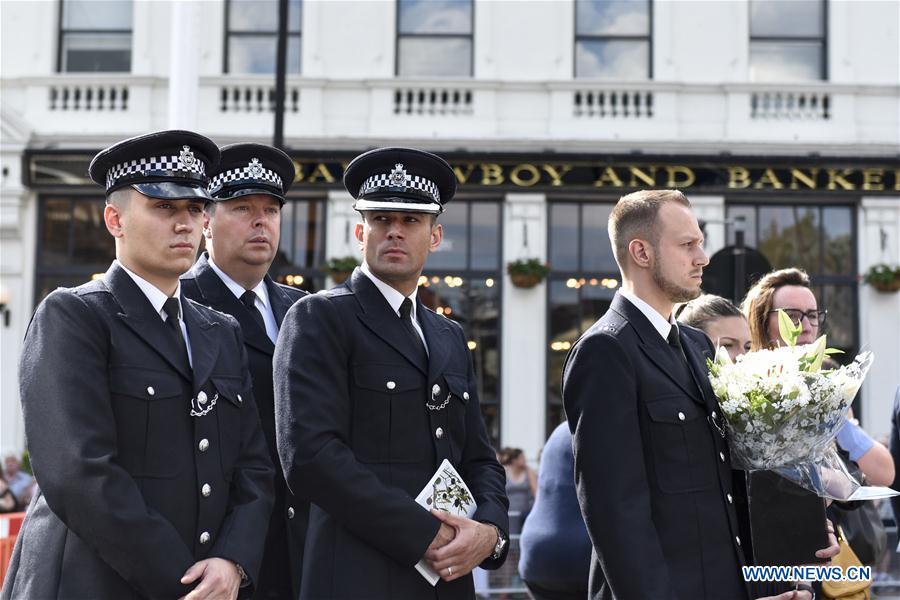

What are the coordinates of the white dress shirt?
(360, 262, 429, 353)
(208, 258, 279, 344)
(619, 289, 678, 342)
(118, 260, 193, 366)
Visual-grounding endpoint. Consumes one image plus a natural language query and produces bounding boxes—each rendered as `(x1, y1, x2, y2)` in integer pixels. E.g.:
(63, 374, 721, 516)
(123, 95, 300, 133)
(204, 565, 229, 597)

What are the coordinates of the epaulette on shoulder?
(320, 287, 353, 298)
(597, 323, 620, 334)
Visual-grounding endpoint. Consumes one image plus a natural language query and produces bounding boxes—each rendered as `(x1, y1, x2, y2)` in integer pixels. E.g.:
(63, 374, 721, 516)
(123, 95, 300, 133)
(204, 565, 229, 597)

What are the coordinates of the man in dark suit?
(274, 147, 509, 599)
(182, 142, 307, 599)
(563, 190, 830, 600)
(2, 131, 274, 600)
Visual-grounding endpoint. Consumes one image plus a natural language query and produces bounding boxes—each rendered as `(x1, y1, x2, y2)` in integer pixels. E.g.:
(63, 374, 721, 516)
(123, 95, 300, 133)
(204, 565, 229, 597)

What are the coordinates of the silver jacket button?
(432, 384, 441, 395)
(288, 507, 295, 519)
(198, 391, 208, 405)
(386, 381, 396, 390)
(198, 438, 209, 452)
(719, 451, 726, 462)
(201, 483, 211, 497)
(199, 531, 210, 544)
(735, 536, 741, 546)
(463, 391, 470, 400)
(435, 427, 444, 439)
(147, 386, 155, 396)
(677, 412, 686, 421)
(237, 394, 243, 404)
(727, 493, 733, 504)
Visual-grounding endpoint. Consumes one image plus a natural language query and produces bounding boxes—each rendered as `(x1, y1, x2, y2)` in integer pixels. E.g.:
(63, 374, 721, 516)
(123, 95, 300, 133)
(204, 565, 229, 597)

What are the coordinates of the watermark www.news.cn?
(742, 565, 872, 582)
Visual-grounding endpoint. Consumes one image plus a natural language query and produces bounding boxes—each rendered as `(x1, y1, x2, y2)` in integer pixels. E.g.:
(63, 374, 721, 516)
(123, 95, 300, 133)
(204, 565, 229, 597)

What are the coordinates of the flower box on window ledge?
(323, 256, 360, 284)
(507, 259, 550, 289)
(862, 263, 900, 293)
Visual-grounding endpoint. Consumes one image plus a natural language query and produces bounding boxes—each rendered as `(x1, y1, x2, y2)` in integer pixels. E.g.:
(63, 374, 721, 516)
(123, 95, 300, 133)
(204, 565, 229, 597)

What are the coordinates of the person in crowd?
(2, 455, 33, 505)
(1, 131, 274, 600)
(181, 142, 308, 599)
(563, 189, 834, 600)
(274, 147, 509, 599)
(500, 447, 537, 534)
(886, 386, 900, 525)
(0, 475, 20, 513)
(743, 268, 894, 486)
(518, 422, 591, 600)
(676, 293, 751, 362)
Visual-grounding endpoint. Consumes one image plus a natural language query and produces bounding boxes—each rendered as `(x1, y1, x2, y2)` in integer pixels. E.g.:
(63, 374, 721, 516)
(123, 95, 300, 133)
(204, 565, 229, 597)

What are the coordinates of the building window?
(36, 196, 116, 303)
(271, 196, 326, 292)
(419, 200, 502, 446)
(58, 0, 133, 72)
(725, 202, 856, 355)
(575, 0, 651, 79)
(225, 0, 302, 74)
(749, 0, 826, 81)
(546, 201, 620, 437)
(397, 0, 473, 77)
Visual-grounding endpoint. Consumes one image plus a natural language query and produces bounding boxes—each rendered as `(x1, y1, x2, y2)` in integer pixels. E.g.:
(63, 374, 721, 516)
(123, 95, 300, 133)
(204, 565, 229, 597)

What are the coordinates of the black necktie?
(667, 325, 684, 354)
(399, 298, 428, 365)
(163, 297, 190, 369)
(240, 290, 267, 333)
(668, 324, 702, 396)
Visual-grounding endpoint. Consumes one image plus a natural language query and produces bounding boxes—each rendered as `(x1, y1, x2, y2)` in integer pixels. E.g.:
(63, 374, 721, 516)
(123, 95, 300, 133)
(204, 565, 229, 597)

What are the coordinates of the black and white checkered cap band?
(105, 154, 207, 189)
(209, 165, 283, 196)
(359, 172, 440, 204)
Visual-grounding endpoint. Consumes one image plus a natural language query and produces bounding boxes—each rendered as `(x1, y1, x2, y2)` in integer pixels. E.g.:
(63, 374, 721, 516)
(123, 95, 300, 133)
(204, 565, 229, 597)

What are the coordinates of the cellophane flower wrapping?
(707, 340, 874, 500)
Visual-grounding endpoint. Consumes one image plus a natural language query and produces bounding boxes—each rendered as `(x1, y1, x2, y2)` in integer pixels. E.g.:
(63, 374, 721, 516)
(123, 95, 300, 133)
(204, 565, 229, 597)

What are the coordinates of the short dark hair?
(607, 189, 691, 270)
(676, 294, 744, 334)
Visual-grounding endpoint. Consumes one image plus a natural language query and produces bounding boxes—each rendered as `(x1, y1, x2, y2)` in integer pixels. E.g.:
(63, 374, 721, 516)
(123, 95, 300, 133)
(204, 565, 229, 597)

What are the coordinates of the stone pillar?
(858, 197, 900, 438)
(0, 136, 33, 454)
(500, 193, 547, 462)
(167, 1, 200, 129)
(325, 190, 361, 285)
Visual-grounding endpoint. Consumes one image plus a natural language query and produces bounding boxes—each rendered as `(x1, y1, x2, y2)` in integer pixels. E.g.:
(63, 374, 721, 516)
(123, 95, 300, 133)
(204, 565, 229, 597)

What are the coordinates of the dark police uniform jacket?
(1, 261, 274, 600)
(563, 293, 749, 600)
(274, 268, 509, 600)
(181, 252, 308, 599)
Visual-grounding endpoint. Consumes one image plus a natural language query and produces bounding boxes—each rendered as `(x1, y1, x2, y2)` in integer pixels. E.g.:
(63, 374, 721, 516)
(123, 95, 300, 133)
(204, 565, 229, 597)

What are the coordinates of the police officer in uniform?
(274, 147, 510, 599)
(2, 131, 274, 600)
(182, 142, 308, 599)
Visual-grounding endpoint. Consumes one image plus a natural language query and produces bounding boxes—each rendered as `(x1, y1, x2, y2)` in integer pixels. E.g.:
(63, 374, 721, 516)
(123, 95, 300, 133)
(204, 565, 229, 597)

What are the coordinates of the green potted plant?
(507, 258, 550, 289)
(862, 263, 900, 293)
(323, 256, 360, 284)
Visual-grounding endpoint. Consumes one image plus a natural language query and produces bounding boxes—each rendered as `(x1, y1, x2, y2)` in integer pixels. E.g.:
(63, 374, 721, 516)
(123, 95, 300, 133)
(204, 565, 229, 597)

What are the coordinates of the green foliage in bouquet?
(775, 309, 842, 372)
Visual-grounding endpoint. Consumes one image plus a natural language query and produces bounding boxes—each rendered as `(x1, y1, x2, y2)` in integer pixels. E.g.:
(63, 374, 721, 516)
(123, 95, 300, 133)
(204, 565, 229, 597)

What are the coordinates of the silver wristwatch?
(489, 525, 508, 560)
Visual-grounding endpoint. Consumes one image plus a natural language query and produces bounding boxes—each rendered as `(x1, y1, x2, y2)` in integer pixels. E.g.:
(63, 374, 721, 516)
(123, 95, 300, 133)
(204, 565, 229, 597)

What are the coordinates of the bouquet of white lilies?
(707, 310, 876, 500)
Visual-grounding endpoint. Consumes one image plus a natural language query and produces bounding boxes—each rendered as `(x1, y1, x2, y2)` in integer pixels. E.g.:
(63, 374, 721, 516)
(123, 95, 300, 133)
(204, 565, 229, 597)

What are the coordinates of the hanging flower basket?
(323, 256, 360, 284)
(507, 259, 550, 289)
(862, 263, 900, 293)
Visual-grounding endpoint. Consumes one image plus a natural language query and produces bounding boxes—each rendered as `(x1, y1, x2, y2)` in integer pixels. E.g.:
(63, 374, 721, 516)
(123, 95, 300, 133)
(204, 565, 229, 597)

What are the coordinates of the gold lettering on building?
(826, 168, 855, 191)
(895, 170, 900, 191)
(453, 164, 476, 185)
(306, 163, 335, 184)
(480, 164, 504, 185)
(753, 168, 785, 189)
(291, 160, 303, 183)
(628, 166, 657, 187)
(593, 167, 624, 188)
(665, 166, 695, 188)
(862, 168, 885, 191)
(788, 168, 819, 190)
(542, 164, 573, 186)
(727, 167, 751, 189)
(510, 164, 541, 187)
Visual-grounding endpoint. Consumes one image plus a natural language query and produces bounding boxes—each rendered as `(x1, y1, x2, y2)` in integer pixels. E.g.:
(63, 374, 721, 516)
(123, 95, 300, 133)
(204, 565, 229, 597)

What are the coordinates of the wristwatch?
(488, 524, 508, 560)
(234, 562, 250, 588)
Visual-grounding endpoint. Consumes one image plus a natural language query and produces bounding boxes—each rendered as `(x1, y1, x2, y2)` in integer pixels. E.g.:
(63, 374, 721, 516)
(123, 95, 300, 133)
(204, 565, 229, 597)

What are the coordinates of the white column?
(167, 1, 200, 129)
(500, 193, 547, 463)
(689, 195, 727, 256)
(325, 190, 361, 285)
(858, 197, 900, 438)
(0, 144, 33, 455)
